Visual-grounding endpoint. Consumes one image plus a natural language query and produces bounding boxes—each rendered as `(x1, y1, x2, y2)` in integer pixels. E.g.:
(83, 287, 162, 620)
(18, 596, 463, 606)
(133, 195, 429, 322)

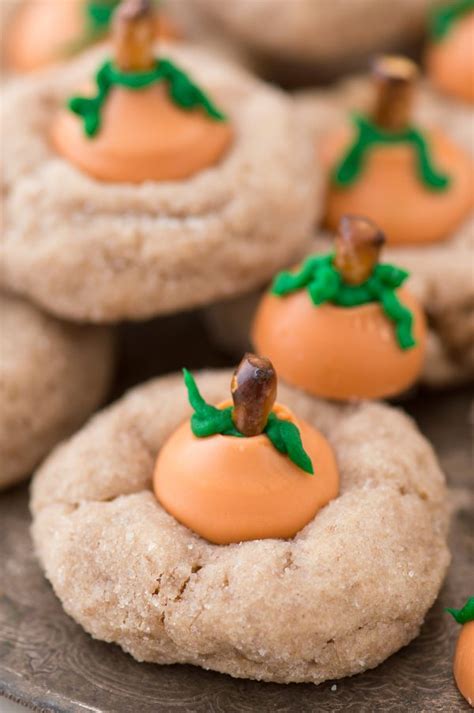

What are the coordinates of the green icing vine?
(272, 253, 416, 350)
(447, 596, 474, 624)
(86, 0, 118, 33)
(183, 369, 314, 475)
(333, 114, 451, 191)
(430, 0, 474, 41)
(68, 58, 227, 137)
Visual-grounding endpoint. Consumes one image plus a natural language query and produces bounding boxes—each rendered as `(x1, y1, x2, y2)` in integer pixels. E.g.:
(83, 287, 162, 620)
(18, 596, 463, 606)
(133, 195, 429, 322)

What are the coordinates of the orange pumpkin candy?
(153, 401, 339, 545)
(322, 126, 474, 246)
(6, 0, 179, 73)
(50, 0, 232, 183)
(51, 83, 233, 183)
(321, 55, 474, 245)
(252, 286, 426, 401)
(426, 12, 474, 104)
(454, 619, 474, 707)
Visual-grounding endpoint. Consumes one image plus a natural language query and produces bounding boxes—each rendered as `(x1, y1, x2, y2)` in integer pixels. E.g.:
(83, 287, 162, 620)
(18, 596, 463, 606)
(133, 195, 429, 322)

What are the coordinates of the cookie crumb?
(331, 684, 337, 692)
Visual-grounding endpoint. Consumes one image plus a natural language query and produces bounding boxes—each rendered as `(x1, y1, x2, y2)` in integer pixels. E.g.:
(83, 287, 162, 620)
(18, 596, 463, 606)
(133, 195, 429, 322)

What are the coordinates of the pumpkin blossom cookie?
(204, 55, 474, 385)
(320, 55, 473, 245)
(51, 0, 231, 183)
(1, 0, 318, 323)
(426, 0, 474, 104)
(253, 216, 427, 401)
(285, 59, 474, 385)
(154, 355, 339, 544)
(204, 209, 474, 388)
(0, 293, 114, 490)
(4, 0, 179, 74)
(447, 597, 474, 707)
(32, 362, 449, 683)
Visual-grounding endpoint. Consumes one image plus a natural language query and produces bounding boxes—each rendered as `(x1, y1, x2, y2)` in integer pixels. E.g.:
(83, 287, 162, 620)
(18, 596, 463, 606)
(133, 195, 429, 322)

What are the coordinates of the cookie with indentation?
(202, 74, 474, 387)
(1, 30, 319, 323)
(296, 72, 473, 381)
(31, 368, 449, 684)
(0, 293, 114, 490)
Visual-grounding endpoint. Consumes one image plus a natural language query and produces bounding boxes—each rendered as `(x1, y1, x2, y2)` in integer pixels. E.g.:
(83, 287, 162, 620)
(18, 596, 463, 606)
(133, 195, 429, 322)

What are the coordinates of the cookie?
(252, 216, 428, 401)
(178, 0, 439, 81)
(297, 74, 474, 383)
(203, 77, 474, 387)
(204, 218, 474, 388)
(1, 42, 319, 323)
(0, 293, 114, 490)
(31, 369, 449, 684)
(316, 57, 473, 246)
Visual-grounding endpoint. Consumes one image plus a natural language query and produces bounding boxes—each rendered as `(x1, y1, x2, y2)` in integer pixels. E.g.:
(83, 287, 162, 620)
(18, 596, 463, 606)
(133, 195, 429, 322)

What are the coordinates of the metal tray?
(0, 313, 472, 712)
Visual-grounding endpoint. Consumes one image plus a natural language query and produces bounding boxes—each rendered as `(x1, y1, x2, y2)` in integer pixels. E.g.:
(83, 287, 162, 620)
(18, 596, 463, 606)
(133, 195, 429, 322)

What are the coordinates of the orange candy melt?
(153, 403, 339, 545)
(252, 287, 426, 401)
(454, 620, 474, 707)
(51, 83, 233, 183)
(6, 0, 179, 73)
(427, 13, 474, 104)
(322, 126, 474, 245)
(6, 0, 82, 73)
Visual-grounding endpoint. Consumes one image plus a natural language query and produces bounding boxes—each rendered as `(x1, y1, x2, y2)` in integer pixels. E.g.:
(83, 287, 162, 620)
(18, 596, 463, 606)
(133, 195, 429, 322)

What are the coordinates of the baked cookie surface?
(1, 43, 319, 323)
(187, 0, 438, 70)
(31, 369, 450, 684)
(0, 293, 114, 490)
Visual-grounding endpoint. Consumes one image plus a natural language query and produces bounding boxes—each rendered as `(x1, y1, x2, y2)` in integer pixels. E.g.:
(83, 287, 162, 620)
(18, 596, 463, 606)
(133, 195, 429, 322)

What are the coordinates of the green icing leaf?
(430, 0, 474, 41)
(86, 0, 118, 31)
(68, 58, 227, 138)
(307, 265, 341, 306)
(266, 414, 314, 474)
(408, 127, 451, 190)
(374, 263, 409, 289)
(183, 370, 314, 474)
(183, 369, 240, 438)
(446, 597, 474, 624)
(271, 252, 417, 350)
(333, 114, 451, 192)
(377, 286, 416, 350)
(272, 254, 333, 297)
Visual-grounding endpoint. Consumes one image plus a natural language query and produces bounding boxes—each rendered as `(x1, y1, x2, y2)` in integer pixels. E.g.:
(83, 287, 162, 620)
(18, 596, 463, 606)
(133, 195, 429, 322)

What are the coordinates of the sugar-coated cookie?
(202, 75, 474, 388)
(204, 212, 474, 389)
(0, 293, 114, 490)
(253, 216, 428, 401)
(296, 74, 473, 383)
(309, 58, 473, 246)
(179, 0, 439, 79)
(32, 369, 449, 684)
(1, 42, 319, 323)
